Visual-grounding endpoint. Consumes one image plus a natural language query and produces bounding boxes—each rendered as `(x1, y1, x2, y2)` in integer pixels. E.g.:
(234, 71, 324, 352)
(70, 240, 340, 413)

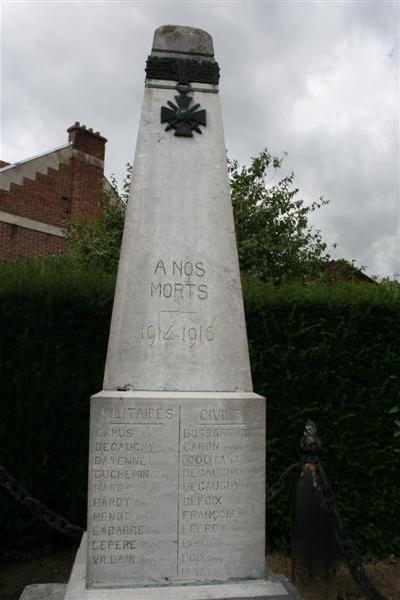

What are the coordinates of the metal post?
(292, 421, 337, 600)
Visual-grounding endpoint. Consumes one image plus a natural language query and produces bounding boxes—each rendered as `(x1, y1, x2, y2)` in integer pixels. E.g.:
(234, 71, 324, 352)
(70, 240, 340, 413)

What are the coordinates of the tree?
(229, 149, 330, 283)
(65, 152, 331, 281)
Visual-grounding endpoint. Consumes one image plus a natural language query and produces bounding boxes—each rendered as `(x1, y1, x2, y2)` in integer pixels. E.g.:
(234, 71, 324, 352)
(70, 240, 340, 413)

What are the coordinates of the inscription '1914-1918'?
(141, 324, 214, 346)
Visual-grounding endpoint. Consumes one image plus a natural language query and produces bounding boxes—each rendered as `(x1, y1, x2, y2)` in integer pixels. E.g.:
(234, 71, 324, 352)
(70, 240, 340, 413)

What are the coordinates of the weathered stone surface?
(102, 23, 250, 393)
(61, 24, 302, 600)
(65, 535, 299, 599)
(86, 391, 265, 587)
(152, 25, 214, 56)
(102, 81, 252, 393)
(20, 583, 66, 600)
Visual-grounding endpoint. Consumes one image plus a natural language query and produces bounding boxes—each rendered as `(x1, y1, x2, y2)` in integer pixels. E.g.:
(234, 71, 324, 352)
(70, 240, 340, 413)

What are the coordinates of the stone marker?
(102, 26, 251, 394)
(59, 24, 301, 600)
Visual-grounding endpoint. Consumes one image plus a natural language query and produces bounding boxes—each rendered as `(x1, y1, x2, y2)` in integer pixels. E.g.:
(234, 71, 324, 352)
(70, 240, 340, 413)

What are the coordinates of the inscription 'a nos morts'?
(150, 258, 209, 300)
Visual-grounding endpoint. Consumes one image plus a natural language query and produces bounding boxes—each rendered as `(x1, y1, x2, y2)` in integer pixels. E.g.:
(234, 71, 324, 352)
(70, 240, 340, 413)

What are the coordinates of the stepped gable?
(0, 122, 108, 262)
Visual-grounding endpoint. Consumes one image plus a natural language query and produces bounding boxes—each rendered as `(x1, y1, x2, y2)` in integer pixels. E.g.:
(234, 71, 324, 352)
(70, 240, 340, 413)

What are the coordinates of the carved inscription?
(141, 323, 214, 346)
(150, 259, 208, 300)
(87, 396, 265, 587)
(177, 405, 254, 580)
(87, 401, 179, 585)
(139, 257, 216, 348)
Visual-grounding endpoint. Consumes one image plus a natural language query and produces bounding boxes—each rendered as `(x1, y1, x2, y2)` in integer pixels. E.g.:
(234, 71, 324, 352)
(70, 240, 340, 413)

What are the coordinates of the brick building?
(0, 122, 108, 262)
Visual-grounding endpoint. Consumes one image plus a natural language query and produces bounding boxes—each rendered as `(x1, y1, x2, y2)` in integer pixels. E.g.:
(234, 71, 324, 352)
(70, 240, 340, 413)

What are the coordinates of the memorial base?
(60, 534, 301, 600)
(68, 391, 302, 598)
(87, 391, 268, 587)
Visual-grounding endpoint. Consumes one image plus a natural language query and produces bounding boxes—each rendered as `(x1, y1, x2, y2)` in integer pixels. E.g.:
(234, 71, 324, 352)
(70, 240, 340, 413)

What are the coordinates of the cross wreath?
(160, 82, 206, 137)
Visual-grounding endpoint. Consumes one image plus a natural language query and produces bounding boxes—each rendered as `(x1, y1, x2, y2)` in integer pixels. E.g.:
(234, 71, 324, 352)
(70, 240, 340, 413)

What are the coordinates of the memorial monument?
(62, 24, 300, 600)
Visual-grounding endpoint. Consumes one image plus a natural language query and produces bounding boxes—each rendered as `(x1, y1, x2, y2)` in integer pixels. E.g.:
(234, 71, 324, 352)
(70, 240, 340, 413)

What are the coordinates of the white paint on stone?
(0, 209, 65, 237)
(0, 144, 73, 191)
(0, 145, 104, 191)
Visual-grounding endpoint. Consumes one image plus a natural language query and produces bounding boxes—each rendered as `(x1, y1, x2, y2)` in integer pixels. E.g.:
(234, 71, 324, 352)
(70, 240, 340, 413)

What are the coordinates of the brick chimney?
(66, 122, 107, 221)
(67, 122, 107, 161)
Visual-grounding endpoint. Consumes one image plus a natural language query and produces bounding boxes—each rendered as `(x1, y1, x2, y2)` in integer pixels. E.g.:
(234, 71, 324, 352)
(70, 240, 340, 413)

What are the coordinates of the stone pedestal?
(86, 391, 265, 587)
(55, 390, 301, 599)
(63, 534, 298, 600)
(20, 584, 67, 600)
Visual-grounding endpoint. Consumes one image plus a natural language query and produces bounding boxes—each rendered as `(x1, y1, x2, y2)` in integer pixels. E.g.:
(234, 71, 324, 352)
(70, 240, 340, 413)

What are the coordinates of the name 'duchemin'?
(150, 259, 208, 300)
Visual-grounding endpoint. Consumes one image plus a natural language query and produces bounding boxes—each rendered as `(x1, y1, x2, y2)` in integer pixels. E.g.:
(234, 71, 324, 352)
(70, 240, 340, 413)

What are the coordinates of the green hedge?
(0, 259, 114, 557)
(0, 259, 399, 559)
(244, 279, 400, 557)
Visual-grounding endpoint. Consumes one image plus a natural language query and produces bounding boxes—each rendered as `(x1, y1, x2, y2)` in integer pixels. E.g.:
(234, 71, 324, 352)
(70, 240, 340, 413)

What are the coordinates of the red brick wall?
(1, 161, 74, 227)
(70, 160, 104, 221)
(0, 221, 66, 262)
(0, 123, 107, 262)
(68, 124, 106, 161)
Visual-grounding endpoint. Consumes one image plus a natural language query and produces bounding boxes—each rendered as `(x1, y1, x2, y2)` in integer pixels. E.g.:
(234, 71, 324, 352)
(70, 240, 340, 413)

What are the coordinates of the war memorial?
(22, 25, 300, 600)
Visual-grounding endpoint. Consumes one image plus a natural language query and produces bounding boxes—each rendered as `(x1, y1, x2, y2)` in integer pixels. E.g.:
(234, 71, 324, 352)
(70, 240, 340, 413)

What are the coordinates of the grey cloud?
(1, 1, 398, 278)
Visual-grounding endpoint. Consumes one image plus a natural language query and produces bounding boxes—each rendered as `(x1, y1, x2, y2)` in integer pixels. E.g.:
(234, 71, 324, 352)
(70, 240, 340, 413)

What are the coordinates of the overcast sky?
(1, 0, 398, 278)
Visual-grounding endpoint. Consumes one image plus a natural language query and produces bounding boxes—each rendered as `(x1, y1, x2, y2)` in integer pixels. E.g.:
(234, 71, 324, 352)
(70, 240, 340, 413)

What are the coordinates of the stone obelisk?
(64, 25, 299, 600)
(102, 31, 251, 394)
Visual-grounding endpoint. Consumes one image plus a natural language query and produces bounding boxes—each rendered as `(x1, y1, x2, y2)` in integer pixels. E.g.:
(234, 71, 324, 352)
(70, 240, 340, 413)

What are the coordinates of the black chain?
(266, 462, 300, 503)
(315, 462, 386, 600)
(1, 461, 300, 538)
(0, 465, 83, 540)
(0, 441, 389, 600)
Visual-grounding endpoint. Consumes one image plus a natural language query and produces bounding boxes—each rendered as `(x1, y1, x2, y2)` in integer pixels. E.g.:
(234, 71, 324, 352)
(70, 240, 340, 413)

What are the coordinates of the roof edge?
(0, 142, 73, 173)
